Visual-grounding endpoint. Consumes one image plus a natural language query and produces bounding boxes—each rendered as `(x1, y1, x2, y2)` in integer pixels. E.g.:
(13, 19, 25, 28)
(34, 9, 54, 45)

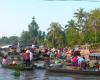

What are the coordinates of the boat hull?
(2, 64, 33, 71)
(47, 68, 100, 75)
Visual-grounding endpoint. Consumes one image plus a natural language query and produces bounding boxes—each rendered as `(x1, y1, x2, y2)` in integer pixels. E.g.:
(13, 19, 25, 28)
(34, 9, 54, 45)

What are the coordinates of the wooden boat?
(47, 67, 100, 75)
(2, 64, 33, 71)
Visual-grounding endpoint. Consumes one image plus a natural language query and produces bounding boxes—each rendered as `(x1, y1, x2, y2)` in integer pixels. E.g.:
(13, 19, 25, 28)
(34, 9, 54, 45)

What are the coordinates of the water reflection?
(21, 69, 46, 80)
(0, 66, 100, 80)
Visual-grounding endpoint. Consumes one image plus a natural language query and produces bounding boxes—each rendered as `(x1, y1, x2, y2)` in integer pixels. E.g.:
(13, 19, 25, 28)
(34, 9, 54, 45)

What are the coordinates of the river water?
(0, 65, 99, 80)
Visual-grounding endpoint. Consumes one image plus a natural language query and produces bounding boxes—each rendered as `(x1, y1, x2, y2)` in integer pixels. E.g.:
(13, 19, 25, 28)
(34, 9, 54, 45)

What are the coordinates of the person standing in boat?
(29, 49, 33, 64)
(22, 49, 31, 66)
(26, 49, 33, 65)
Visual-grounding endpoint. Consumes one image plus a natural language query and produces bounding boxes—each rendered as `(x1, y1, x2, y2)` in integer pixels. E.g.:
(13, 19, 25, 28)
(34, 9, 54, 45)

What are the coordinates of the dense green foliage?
(0, 36, 19, 46)
(0, 8, 100, 48)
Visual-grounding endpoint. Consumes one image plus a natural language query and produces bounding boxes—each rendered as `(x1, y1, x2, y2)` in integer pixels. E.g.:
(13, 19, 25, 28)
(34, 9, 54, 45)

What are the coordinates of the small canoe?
(47, 68, 100, 75)
(2, 64, 33, 71)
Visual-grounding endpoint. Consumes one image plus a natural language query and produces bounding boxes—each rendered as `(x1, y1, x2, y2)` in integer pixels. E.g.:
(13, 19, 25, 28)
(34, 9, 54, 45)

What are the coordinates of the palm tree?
(65, 19, 77, 30)
(47, 22, 65, 48)
(65, 19, 79, 46)
(74, 8, 86, 32)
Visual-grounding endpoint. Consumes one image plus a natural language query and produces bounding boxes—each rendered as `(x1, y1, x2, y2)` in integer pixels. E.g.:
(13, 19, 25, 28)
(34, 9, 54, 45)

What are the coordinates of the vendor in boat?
(12, 59, 17, 66)
(71, 51, 79, 69)
(89, 53, 100, 70)
(64, 47, 72, 60)
(77, 51, 86, 69)
(22, 49, 33, 66)
(80, 48, 90, 61)
(71, 51, 87, 70)
(2, 55, 8, 65)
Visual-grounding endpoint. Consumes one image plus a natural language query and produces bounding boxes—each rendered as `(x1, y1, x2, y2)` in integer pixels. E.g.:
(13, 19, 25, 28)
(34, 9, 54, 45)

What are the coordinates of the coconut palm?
(65, 19, 79, 46)
(74, 8, 86, 32)
(46, 22, 65, 48)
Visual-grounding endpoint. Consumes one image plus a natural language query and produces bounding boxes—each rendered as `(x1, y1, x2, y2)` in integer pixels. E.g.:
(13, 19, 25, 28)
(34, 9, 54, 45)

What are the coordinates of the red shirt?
(22, 53, 30, 60)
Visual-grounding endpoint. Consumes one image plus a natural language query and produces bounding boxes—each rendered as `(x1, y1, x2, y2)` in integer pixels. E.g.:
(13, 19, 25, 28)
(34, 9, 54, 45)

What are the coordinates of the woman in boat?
(2, 55, 8, 65)
(56, 49, 62, 59)
(77, 51, 86, 69)
(71, 51, 79, 69)
(65, 47, 72, 61)
(22, 49, 30, 66)
(27, 49, 33, 64)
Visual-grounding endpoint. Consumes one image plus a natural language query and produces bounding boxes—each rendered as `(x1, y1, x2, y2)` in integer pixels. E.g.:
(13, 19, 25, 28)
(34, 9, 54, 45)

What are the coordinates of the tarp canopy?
(90, 53, 100, 57)
(1, 45, 12, 48)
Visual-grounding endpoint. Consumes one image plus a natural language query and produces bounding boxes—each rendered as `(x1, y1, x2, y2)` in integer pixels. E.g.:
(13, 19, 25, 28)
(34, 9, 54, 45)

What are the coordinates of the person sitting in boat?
(87, 59, 99, 71)
(71, 51, 79, 70)
(96, 62, 100, 70)
(56, 49, 62, 59)
(77, 53, 85, 69)
(93, 61, 100, 71)
(12, 59, 17, 66)
(81, 60, 88, 70)
(49, 51, 55, 65)
(78, 56, 85, 64)
(88, 60, 94, 69)
(2, 56, 8, 65)
(65, 47, 72, 61)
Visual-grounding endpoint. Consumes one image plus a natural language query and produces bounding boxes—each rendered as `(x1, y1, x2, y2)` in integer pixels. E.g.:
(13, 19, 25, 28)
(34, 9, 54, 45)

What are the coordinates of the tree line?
(0, 8, 100, 49)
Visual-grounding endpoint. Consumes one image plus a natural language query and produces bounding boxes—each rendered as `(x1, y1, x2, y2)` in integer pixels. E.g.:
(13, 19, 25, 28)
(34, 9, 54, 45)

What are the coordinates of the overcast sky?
(0, 0, 100, 37)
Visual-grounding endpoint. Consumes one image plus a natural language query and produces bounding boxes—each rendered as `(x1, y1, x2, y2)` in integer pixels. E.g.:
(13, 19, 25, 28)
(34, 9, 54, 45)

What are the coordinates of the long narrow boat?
(47, 68, 100, 75)
(1, 64, 33, 71)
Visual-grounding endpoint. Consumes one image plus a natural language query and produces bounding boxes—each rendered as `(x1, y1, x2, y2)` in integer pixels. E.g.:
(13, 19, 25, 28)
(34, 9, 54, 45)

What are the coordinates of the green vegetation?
(11, 70, 21, 77)
(0, 8, 100, 48)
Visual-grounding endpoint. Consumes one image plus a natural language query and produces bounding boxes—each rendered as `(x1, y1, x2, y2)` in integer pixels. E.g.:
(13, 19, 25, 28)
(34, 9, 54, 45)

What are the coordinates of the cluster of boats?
(47, 53, 100, 75)
(0, 46, 100, 76)
(1, 55, 100, 76)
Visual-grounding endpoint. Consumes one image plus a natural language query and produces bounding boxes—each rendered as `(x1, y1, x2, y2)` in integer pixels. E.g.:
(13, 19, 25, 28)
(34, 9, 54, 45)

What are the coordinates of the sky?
(0, 0, 100, 37)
